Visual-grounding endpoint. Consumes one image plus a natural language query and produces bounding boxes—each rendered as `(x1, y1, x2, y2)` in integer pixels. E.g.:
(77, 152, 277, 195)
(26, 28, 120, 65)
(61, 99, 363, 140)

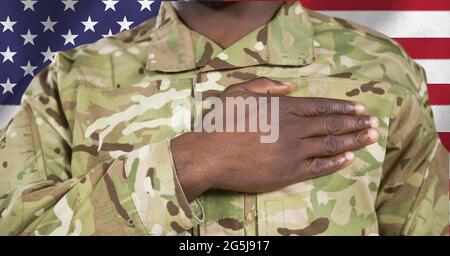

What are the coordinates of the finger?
(288, 97, 366, 116)
(295, 152, 355, 181)
(230, 77, 296, 95)
(300, 115, 379, 137)
(301, 128, 379, 158)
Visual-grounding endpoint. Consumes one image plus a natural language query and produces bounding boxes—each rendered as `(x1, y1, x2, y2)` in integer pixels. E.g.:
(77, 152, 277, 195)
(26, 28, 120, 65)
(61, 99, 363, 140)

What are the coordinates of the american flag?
(0, 0, 161, 125)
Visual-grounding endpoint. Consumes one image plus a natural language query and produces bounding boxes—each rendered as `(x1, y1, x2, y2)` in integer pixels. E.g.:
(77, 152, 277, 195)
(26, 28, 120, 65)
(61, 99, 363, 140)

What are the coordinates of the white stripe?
(0, 105, 20, 129)
(432, 106, 450, 132)
(415, 59, 450, 84)
(321, 11, 450, 38)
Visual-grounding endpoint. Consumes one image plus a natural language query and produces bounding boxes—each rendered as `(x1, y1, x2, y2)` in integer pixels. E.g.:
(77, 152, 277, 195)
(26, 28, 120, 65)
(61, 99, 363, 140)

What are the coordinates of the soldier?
(0, 1, 447, 236)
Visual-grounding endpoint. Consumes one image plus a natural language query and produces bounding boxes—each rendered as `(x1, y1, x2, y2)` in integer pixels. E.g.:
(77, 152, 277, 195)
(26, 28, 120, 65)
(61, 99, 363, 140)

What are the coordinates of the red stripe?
(438, 132, 450, 151)
(427, 84, 450, 105)
(394, 38, 450, 59)
(300, 0, 450, 11)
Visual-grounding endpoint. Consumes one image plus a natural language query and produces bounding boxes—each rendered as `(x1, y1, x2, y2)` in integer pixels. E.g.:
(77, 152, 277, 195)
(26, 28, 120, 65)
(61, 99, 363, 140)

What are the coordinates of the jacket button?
(126, 219, 135, 228)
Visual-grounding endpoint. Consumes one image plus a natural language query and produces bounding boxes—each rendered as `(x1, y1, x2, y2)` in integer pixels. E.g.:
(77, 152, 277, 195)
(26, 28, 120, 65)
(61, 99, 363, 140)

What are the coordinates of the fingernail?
(345, 152, 355, 161)
(282, 81, 296, 91)
(369, 116, 379, 128)
(367, 128, 379, 141)
(354, 103, 365, 114)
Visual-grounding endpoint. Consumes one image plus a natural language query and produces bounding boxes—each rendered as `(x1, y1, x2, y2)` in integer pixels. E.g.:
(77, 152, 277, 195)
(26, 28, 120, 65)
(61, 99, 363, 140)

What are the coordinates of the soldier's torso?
(60, 62, 395, 236)
(47, 3, 418, 235)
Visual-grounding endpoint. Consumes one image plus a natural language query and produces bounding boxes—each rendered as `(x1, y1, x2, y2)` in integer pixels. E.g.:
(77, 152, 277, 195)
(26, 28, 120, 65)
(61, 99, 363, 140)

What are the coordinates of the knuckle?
(313, 99, 330, 115)
(279, 99, 293, 114)
(336, 102, 353, 113)
(322, 135, 341, 155)
(352, 132, 366, 145)
(336, 103, 346, 114)
(332, 157, 342, 167)
(311, 159, 328, 177)
(341, 102, 354, 114)
(356, 116, 366, 128)
(285, 164, 299, 180)
(326, 116, 343, 134)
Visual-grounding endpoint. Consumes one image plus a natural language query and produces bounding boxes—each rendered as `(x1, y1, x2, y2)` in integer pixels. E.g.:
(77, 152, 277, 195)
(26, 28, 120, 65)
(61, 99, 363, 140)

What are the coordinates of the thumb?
(241, 77, 296, 95)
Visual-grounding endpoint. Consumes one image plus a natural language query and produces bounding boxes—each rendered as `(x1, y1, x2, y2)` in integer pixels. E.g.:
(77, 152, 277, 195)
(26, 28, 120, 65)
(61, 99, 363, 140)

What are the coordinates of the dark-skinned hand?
(171, 78, 379, 202)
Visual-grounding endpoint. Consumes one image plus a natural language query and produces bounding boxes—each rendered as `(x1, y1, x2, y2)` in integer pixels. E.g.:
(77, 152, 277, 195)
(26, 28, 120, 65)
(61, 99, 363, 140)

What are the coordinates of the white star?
(82, 16, 98, 32)
(61, 29, 78, 45)
(21, 61, 37, 77)
(21, 30, 38, 46)
(102, 29, 114, 38)
(1, 47, 16, 63)
(41, 47, 55, 62)
(41, 16, 58, 32)
(1, 16, 17, 32)
(138, 0, 154, 11)
(0, 79, 16, 94)
(102, 0, 119, 11)
(117, 16, 134, 32)
(21, 0, 37, 11)
(62, 0, 78, 11)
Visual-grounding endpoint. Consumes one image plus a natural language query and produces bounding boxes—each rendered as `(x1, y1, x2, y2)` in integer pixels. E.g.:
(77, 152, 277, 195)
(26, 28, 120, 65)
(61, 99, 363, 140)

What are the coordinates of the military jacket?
(0, 2, 448, 236)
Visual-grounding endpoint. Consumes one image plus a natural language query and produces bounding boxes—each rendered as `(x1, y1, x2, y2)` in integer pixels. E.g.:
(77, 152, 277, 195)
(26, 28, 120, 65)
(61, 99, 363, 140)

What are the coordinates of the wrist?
(171, 133, 217, 202)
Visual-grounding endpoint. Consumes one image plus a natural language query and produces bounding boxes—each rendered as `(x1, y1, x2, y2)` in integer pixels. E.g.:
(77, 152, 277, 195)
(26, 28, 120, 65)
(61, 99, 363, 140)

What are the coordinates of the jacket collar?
(146, 1, 315, 72)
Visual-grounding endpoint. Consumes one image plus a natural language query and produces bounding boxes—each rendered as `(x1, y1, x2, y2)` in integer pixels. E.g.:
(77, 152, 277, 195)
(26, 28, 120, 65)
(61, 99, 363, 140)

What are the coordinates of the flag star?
(82, 16, 98, 32)
(0, 79, 16, 94)
(102, 29, 114, 38)
(102, 0, 119, 11)
(62, 29, 79, 45)
(21, 0, 37, 11)
(1, 47, 17, 63)
(21, 30, 38, 46)
(138, 0, 154, 11)
(41, 47, 55, 62)
(1, 16, 17, 32)
(117, 16, 134, 32)
(62, 0, 78, 11)
(41, 16, 58, 32)
(21, 61, 37, 77)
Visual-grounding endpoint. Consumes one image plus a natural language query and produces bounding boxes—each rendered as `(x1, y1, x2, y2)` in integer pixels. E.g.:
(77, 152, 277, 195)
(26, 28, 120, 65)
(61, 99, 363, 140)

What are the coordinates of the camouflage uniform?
(0, 2, 447, 236)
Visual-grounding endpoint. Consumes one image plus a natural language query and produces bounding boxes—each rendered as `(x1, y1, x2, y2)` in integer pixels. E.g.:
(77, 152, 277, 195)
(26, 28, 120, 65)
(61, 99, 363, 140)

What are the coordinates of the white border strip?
(321, 11, 450, 38)
(432, 106, 450, 132)
(415, 59, 450, 84)
(0, 105, 19, 129)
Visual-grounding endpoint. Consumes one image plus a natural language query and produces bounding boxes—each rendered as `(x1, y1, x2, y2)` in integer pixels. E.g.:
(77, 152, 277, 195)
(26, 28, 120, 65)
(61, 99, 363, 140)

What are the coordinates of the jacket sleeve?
(375, 64, 448, 236)
(0, 62, 203, 236)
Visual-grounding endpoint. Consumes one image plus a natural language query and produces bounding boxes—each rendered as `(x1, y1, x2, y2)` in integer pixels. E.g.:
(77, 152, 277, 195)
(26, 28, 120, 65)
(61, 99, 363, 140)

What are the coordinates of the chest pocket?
(71, 78, 193, 175)
(256, 76, 396, 236)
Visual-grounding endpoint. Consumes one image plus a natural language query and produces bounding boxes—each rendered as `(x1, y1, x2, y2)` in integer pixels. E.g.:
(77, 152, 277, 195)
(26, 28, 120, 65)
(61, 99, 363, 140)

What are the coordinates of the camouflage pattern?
(0, 2, 448, 236)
